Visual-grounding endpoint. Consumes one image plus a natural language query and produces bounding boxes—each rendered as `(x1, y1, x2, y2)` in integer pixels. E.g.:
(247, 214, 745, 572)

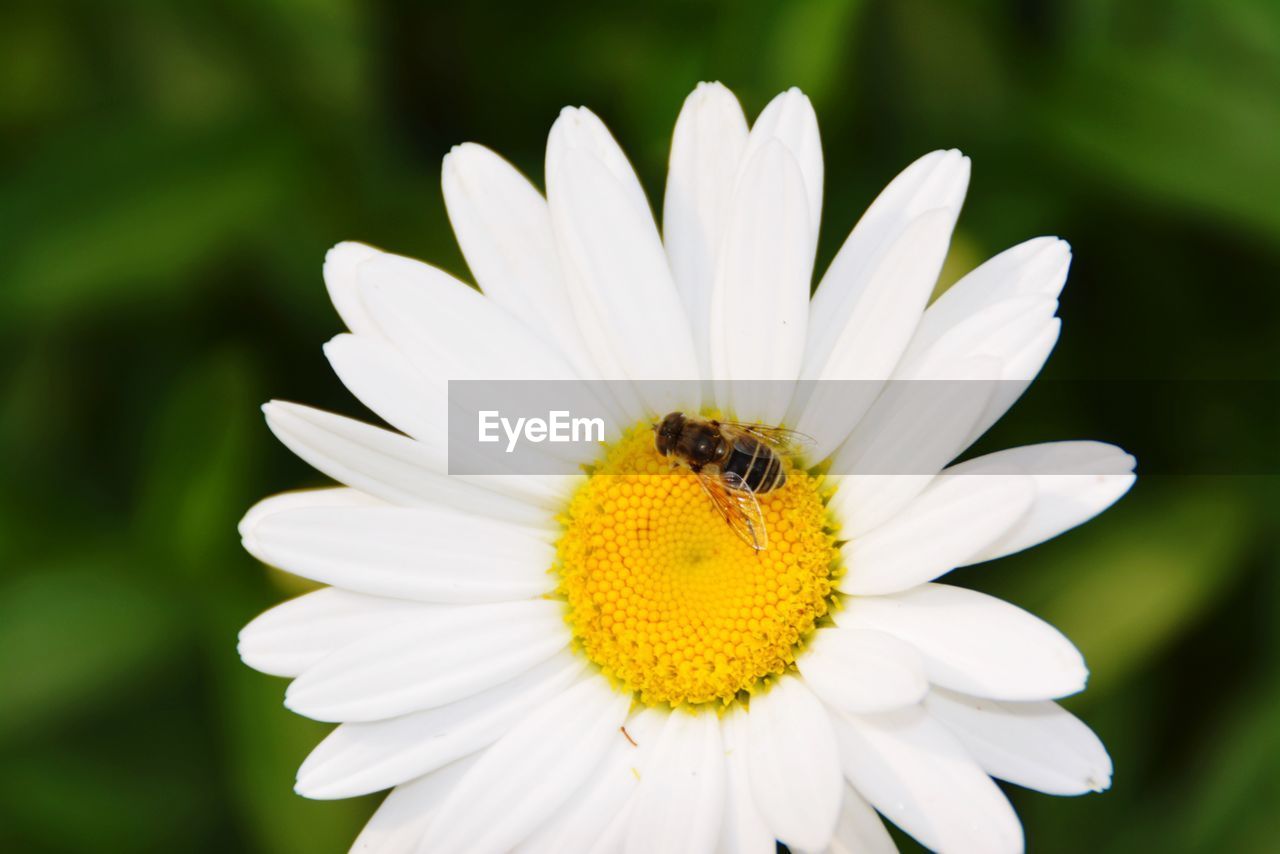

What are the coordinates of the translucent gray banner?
(445, 379, 1278, 475)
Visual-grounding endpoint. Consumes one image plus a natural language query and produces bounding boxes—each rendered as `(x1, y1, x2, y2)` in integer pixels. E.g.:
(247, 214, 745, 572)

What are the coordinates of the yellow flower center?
(554, 422, 840, 708)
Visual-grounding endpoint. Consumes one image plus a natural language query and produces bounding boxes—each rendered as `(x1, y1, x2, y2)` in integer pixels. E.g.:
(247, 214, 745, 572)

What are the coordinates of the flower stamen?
(555, 423, 840, 708)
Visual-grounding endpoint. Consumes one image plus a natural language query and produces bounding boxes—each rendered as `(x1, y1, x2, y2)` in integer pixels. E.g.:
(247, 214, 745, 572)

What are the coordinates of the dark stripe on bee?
(722, 436, 785, 493)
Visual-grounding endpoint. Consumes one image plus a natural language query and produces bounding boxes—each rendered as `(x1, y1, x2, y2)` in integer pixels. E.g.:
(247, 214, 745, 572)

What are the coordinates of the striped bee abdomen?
(722, 437, 785, 493)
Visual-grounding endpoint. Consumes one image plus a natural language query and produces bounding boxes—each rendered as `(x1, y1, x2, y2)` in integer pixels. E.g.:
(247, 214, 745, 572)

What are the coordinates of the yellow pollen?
(554, 423, 841, 708)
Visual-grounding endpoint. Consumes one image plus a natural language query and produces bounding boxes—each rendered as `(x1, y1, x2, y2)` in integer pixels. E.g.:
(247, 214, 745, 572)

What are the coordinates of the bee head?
(654, 411, 685, 455)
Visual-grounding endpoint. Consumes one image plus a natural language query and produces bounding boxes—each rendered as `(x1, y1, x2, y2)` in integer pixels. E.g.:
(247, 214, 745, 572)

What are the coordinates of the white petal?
(243, 503, 554, 604)
(799, 150, 970, 458)
(816, 290, 1059, 466)
(350, 755, 480, 854)
(238, 487, 381, 537)
(547, 106, 650, 207)
(830, 705, 1023, 853)
(962, 319, 1060, 448)
(747, 675, 843, 851)
(352, 251, 628, 456)
(355, 250, 579, 384)
(421, 675, 631, 853)
(324, 333, 447, 451)
(824, 356, 1002, 537)
(742, 87, 823, 243)
(324, 241, 383, 337)
(284, 599, 569, 722)
(262, 402, 553, 527)
(899, 236, 1072, 451)
(546, 107, 699, 414)
(794, 206, 969, 460)
(664, 81, 749, 377)
(442, 143, 596, 376)
(590, 801, 639, 854)
(321, 332, 593, 490)
(520, 709, 664, 853)
(841, 472, 1035, 595)
(837, 584, 1088, 701)
(798, 627, 927, 714)
(624, 710, 725, 854)
(893, 297, 1062, 456)
(709, 140, 812, 422)
(893, 296, 1058, 382)
(947, 442, 1136, 563)
(821, 784, 897, 854)
(237, 587, 435, 678)
(915, 237, 1071, 352)
(717, 707, 774, 854)
(825, 474, 930, 545)
(330, 246, 603, 461)
(925, 688, 1112, 795)
(296, 650, 585, 798)
(808, 150, 970, 359)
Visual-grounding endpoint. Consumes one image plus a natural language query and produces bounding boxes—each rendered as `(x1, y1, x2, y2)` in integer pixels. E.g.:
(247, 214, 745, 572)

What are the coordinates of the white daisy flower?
(239, 82, 1134, 853)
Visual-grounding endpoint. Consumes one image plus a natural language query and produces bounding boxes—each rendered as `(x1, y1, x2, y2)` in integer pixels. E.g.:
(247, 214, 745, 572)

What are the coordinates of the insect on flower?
(654, 411, 813, 551)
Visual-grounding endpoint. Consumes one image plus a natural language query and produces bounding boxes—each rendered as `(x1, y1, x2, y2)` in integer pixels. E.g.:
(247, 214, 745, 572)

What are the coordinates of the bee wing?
(716, 421, 816, 453)
(696, 470, 768, 551)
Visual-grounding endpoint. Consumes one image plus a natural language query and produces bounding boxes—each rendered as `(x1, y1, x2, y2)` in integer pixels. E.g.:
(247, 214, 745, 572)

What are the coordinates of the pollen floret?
(555, 424, 840, 707)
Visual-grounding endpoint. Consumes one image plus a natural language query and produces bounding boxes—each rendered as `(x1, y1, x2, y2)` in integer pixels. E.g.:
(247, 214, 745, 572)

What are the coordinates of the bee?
(654, 412, 812, 551)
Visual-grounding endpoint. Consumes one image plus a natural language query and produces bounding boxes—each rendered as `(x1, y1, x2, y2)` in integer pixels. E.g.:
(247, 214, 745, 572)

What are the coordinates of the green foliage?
(0, 556, 185, 742)
(0, 0, 1276, 851)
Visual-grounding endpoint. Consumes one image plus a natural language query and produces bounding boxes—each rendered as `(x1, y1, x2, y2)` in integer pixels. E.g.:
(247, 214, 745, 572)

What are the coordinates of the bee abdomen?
(723, 441, 785, 493)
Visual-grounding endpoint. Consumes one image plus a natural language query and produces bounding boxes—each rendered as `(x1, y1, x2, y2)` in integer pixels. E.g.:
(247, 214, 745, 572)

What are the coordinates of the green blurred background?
(1, 0, 1277, 851)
